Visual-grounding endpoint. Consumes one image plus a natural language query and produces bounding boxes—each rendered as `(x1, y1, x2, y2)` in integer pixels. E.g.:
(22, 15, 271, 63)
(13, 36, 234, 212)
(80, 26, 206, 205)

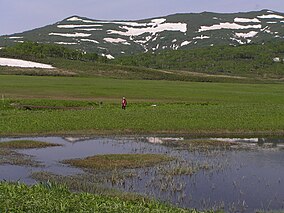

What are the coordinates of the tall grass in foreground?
(0, 182, 202, 213)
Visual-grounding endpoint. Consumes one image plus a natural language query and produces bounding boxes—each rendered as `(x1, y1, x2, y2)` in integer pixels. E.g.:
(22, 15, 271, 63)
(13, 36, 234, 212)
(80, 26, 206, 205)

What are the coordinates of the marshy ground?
(1, 136, 284, 212)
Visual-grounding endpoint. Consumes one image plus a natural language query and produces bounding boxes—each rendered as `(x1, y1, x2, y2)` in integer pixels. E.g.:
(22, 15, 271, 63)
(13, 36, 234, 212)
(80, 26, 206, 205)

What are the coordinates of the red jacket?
(122, 99, 127, 106)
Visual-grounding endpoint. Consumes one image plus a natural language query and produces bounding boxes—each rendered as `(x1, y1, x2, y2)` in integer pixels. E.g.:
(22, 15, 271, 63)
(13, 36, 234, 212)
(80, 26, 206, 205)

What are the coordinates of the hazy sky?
(1, 0, 284, 36)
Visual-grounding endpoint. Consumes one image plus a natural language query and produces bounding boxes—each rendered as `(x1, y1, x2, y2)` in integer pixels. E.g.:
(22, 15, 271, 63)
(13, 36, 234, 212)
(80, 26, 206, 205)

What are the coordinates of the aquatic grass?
(0, 140, 61, 149)
(165, 164, 212, 176)
(31, 171, 146, 201)
(63, 154, 174, 170)
(167, 140, 239, 151)
(0, 149, 12, 155)
(0, 149, 42, 167)
(0, 181, 200, 213)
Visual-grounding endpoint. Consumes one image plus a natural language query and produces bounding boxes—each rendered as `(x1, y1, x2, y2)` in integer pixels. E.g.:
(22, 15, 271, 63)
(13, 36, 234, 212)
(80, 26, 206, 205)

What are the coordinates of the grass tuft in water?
(63, 154, 174, 170)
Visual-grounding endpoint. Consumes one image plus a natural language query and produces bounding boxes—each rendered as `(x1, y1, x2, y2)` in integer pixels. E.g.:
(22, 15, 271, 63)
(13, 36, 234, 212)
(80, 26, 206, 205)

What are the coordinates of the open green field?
(1, 74, 284, 136)
(0, 182, 196, 213)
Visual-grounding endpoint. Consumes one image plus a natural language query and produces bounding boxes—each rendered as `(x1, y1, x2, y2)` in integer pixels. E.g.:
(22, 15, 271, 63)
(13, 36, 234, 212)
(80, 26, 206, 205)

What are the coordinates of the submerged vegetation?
(0, 148, 41, 167)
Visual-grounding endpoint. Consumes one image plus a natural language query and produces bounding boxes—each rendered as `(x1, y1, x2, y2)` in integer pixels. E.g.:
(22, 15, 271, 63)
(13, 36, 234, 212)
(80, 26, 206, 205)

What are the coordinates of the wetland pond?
(1, 136, 284, 212)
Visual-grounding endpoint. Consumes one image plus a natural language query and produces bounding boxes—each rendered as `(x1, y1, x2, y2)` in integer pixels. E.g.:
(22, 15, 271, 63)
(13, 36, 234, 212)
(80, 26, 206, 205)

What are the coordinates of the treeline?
(112, 42, 284, 77)
(0, 42, 107, 62)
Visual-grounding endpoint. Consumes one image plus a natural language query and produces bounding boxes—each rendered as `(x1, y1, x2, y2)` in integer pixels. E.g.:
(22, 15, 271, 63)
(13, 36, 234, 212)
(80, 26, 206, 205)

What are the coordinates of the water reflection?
(0, 136, 284, 212)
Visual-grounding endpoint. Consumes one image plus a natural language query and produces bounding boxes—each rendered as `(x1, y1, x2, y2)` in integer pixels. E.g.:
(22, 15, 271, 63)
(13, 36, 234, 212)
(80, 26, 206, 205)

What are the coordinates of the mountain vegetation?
(0, 10, 283, 58)
(113, 42, 284, 79)
(1, 41, 284, 82)
(0, 42, 106, 62)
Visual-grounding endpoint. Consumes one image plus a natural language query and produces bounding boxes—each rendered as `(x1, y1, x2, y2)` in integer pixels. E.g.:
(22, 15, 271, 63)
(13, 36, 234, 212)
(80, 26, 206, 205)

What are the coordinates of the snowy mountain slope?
(0, 10, 283, 58)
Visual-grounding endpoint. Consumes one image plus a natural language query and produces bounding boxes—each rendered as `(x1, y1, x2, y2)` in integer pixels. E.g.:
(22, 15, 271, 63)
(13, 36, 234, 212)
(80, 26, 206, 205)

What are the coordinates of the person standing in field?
(122, 97, 127, 110)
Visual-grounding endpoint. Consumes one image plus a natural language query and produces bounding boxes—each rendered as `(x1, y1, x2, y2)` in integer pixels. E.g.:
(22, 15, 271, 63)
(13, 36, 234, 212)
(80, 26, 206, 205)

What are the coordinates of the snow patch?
(67, 17, 98, 24)
(230, 37, 246, 45)
(49, 32, 91, 37)
(98, 47, 107, 50)
(9, 36, 23, 39)
(104, 38, 130, 45)
(67, 17, 84, 22)
(101, 54, 114, 59)
(57, 24, 102, 28)
(171, 44, 179, 50)
(151, 18, 166, 24)
(108, 22, 187, 37)
(0, 57, 54, 69)
(181, 41, 192, 46)
(78, 28, 102, 31)
(81, 39, 99, 44)
(152, 44, 160, 51)
(193, 35, 210, 40)
(94, 18, 165, 27)
(55, 42, 77, 45)
(234, 18, 260, 23)
(93, 20, 147, 27)
(266, 21, 277, 24)
(273, 57, 281, 62)
(198, 22, 261, 32)
(257, 14, 284, 19)
(235, 31, 258, 38)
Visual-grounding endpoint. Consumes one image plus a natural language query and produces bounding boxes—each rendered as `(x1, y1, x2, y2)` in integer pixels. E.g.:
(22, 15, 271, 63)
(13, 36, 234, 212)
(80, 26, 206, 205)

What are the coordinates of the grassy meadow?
(1, 74, 284, 136)
(0, 182, 197, 213)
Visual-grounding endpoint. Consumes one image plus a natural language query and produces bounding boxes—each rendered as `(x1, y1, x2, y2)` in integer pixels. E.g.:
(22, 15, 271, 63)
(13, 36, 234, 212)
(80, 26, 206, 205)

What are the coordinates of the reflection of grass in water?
(0, 148, 42, 167)
(63, 154, 174, 170)
(0, 181, 193, 213)
(0, 140, 61, 149)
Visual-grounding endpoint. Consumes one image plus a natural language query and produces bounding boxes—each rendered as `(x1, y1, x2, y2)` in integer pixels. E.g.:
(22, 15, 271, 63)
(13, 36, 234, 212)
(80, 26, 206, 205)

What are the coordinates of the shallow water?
(1, 136, 284, 212)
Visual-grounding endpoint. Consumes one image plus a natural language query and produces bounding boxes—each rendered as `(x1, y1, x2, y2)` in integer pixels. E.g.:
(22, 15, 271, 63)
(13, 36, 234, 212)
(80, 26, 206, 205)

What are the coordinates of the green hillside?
(1, 41, 283, 82)
(113, 42, 284, 79)
(0, 10, 283, 58)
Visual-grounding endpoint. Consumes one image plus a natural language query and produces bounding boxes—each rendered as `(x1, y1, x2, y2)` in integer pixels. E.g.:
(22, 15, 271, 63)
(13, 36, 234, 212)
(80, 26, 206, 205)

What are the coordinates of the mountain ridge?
(0, 9, 283, 58)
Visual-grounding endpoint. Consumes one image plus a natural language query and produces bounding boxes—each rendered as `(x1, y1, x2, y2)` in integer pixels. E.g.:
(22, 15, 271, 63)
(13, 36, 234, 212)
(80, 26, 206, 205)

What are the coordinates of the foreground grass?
(0, 182, 198, 213)
(0, 75, 284, 136)
(0, 140, 60, 149)
(63, 154, 173, 170)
